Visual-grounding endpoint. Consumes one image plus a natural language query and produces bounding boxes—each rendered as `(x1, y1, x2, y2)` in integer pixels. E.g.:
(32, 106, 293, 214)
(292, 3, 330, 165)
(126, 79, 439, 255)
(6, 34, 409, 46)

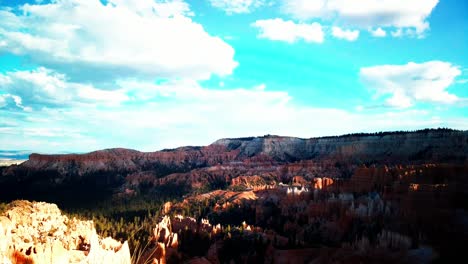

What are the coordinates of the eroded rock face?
(153, 216, 179, 249)
(2, 130, 466, 202)
(138, 216, 179, 264)
(213, 130, 468, 163)
(0, 200, 130, 264)
(19, 145, 239, 178)
(313, 177, 334, 190)
(231, 175, 275, 190)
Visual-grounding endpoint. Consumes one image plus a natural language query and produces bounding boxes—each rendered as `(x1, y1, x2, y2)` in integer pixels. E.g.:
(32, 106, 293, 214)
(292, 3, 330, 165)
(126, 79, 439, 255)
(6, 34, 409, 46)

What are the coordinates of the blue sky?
(0, 0, 467, 154)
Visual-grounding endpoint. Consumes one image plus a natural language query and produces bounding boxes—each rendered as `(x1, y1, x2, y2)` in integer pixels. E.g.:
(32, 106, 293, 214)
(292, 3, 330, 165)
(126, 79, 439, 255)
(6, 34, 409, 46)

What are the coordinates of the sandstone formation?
(291, 176, 308, 186)
(213, 129, 468, 163)
(161, 160, 466, 263)
(1, 129, 466, 203)
(136, 216, 179, 264)
(0, 200, 130, 264)
(0, 129, 467, 263)
(313, 177, 334, 190)
(231, 175, 274, 190)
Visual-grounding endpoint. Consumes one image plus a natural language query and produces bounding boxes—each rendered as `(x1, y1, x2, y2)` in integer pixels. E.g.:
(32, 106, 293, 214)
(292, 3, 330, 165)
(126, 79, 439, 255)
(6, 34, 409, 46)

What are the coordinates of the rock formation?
(0, 129, 467, 263)
(1, 129, 466, 203)
(0, 200, 130, 264)
(213, 129, 468, 163)
(230, 175, 277, 191)
(313, 177, 334, 190)
(137, 216, 179, 264)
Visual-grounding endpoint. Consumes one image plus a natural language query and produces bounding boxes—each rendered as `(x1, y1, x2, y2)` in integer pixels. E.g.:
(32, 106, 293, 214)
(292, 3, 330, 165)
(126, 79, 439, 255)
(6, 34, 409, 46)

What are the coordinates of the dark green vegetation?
(0, 129, 467, 263)
(225, 127, 458, 141)
(0, 167, 124, 207)
(316, 127, 458, 139)
(66, 198, 163, 253)
(0, 197, 164, 256)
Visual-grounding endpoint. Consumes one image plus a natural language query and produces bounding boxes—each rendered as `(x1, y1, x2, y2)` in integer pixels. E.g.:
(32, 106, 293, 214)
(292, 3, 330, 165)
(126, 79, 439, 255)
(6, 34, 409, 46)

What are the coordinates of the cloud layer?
(360, 61, 462, 108)
(0, 0, 465, 154)
(0, 0, 237, 82)
(1, 65, 464, 152)
(252, 19, 324, 43)
(209, 0, 266, 14)
(331, 26, 359, 41)
(0, 68, 128, 110)
(282, 0, 439, 37)
(370, 27, 387, 37)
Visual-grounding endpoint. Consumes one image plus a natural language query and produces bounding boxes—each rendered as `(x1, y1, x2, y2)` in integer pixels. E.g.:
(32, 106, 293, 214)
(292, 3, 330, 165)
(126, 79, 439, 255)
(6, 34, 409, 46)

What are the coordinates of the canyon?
(0, 128, 467, 263)
(1, 129, 466, 202)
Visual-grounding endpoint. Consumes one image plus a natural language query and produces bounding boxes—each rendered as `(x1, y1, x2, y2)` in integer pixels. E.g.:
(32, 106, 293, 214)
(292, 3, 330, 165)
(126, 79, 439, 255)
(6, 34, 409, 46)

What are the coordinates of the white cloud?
(2, 70, 466, 153)
(282, 0, 439, 37)
(109, 0, 194, 17)
(252, 18, 324, 43)
(209, 0, 265, 14)
(0, 94, 31, 111)
(0, 0, 237, 82)
(0, 68, 128, 110)
(331, 26, 359, 41)
(370, 27, 386, 37)
(282, 0, 328, 19)
(360, 61, 462, 108)
(391, 28, 404, 37)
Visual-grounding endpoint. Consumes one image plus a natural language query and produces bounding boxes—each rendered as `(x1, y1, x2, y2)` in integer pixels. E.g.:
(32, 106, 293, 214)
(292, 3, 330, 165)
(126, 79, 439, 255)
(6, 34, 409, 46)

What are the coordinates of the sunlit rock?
(0, 200, 130, 264)
(139, 216, 179, 264)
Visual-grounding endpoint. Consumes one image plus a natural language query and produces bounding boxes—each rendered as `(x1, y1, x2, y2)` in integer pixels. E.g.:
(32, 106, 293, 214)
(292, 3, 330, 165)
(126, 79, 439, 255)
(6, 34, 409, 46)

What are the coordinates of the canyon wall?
(0, 129, 466, 203)
(214, 129, 468, 163)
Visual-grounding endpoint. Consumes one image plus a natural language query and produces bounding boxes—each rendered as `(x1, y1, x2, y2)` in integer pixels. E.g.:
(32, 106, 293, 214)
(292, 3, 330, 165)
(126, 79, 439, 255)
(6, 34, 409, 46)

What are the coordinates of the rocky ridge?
(11, 129, 468, 173)
(213, 129, 468, 162)
(0, 129, 467, 263)
(0, 200, 130, 264)
(1, 129, 466, 203)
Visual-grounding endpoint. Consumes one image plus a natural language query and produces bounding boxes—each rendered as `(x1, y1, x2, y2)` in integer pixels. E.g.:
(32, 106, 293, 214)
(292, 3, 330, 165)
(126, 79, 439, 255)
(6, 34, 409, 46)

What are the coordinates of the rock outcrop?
(0, 129, 467, 263)
(0, 200, 130, 264)
(213, 129, 468, 163)
(231, 175, 274, 190)
(137, 216, 179, 264)
(1, 129, 466, 202)
(313, 177, 334, 190)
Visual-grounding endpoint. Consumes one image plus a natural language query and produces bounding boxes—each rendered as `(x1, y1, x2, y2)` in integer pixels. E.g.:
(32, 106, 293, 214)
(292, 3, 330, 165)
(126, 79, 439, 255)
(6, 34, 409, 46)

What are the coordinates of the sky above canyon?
(0, 0, 467, 153)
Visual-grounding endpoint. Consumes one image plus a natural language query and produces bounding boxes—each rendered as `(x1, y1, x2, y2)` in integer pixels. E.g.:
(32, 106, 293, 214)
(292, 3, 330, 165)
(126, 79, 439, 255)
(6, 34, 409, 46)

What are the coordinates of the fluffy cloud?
(360, 61, 462, 108)
(0, 0, 237, 83)
(282, 0, 439, 37)
(209, 0, 265, 14)
(370, 27, 387, 37)
(252, 19, 324, 43)
(0, 68, 128, 110)
(2, 68, 464, 152)
(0, 94, 31, 111)
(331, 26, 359, 41)
(3, 100, 462, 153)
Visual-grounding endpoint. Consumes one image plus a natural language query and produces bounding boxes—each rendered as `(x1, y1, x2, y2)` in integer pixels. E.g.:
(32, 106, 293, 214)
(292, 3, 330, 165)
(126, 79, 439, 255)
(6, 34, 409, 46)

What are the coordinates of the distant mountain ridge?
(214, 128, 468, 162)
(25, 128, 468, 158)
(7, 128, 468, 176)
(0, 128, 467, 204)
